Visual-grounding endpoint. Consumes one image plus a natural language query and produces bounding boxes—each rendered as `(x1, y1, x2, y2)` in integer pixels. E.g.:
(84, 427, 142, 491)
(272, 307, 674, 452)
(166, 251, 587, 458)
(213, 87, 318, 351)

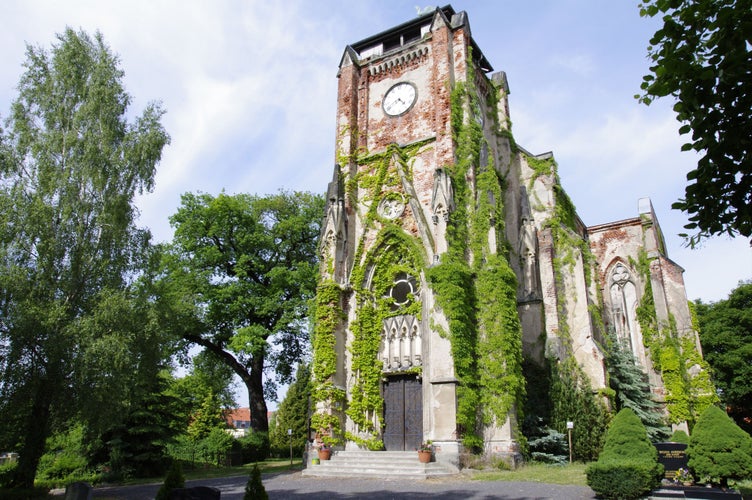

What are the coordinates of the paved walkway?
(88, 470, 597, 499)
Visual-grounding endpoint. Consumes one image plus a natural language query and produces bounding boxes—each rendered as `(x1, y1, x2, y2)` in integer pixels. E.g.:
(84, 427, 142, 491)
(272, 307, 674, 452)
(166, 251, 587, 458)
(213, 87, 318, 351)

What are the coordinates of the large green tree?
(163, 191, 324, 433)
(0, 28, 169, 488)
(638, 0, 752, 246)
(694, 281, 752, 434)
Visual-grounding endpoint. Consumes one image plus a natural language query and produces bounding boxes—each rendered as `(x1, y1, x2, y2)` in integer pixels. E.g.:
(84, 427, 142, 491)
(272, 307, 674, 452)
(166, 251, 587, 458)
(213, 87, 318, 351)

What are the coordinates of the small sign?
(567, 421, 574, 429)
(655, 442, 688, 480)
(287, 428, 292, 435)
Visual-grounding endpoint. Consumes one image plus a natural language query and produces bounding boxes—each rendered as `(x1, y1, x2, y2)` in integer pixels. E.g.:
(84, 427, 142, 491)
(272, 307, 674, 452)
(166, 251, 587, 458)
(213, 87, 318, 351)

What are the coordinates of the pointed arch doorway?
(383, 373, 423, 451)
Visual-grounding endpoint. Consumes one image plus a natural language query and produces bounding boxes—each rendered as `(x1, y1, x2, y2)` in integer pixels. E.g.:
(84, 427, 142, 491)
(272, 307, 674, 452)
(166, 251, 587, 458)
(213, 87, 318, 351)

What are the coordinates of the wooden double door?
(383, 374, 423, 451)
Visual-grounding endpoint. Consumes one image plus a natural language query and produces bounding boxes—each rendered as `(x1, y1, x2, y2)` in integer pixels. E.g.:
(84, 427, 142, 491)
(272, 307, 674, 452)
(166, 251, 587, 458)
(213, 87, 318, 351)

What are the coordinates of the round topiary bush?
(586, 408, 663, 499)
(669, 429, 690, 444)
(687, 405, 752, 487)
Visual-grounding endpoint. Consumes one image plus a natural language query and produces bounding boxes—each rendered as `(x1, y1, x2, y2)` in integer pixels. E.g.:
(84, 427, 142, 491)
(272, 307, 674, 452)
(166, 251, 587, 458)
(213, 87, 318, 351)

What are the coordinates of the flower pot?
(318, 449, 332, 461)
(417, 450, 432, 463)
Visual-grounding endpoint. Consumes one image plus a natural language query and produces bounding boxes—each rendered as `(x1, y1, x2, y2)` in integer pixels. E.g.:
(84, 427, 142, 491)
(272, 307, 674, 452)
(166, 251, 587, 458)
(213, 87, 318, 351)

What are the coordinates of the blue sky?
(2, 0, 750, 307)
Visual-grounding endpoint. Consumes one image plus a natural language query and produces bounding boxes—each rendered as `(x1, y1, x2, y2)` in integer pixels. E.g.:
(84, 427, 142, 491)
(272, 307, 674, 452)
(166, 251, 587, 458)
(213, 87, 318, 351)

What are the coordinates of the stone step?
(302, 451, 456, 479)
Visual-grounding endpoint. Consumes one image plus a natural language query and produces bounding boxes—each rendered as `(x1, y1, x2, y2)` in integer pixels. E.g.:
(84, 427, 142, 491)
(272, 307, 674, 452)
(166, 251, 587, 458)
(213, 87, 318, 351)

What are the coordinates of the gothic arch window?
(608, 262, 640, 359)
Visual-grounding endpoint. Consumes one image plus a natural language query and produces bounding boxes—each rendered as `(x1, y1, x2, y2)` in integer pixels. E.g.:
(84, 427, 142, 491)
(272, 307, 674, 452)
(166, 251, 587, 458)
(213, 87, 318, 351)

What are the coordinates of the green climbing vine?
(685, 302, 719, 418)
(632, 249, 715, 426)
(426, 55, 526, 449)
(311, 280, 346, 445)
(339, 138, 431, 449)
(347, 228, 425, 449)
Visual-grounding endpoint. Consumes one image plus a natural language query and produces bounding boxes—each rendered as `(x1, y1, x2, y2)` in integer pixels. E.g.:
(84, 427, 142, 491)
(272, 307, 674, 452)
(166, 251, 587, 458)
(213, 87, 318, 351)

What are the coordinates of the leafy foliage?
(187, 392, 226, 443)
(237, 432, 270, 464)
(598, 408, 659, 463)
(550, 359, 610, 461)
(36, 424, 90, 483)
(586, 408, 663, 499)
(164, 190, 324, 432)
(98, 375, 180, 479)
(687, 405, 752, 487)
(0, 27, 169, 488)
(310, 281, 346, 445)
(694, 282, 752, 434)
(638, 0, 752, 245)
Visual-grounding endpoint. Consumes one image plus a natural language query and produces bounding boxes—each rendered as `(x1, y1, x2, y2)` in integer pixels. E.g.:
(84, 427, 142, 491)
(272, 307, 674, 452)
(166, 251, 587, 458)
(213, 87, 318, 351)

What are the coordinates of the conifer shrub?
(669, 429, 690, 444)
(687, 405, 752, 487)
(155, 461, 184, 500)
(586, 408, 663, 499)
(243, 464, 268, 500)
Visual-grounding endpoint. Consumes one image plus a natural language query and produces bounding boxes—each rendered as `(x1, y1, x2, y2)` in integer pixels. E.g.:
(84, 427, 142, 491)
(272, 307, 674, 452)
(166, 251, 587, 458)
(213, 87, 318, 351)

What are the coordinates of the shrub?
(239, 432, 270, 464)
(155, 461, 184, 500)
(586, 408, 663, 499)
(687, 405, 752, 487)
(526, 425, 568, 464)
(36, 424, 92, 484)
(243, 463, 268, 500)
(0, 461, 18, 488)
(198, 428, 235, 466)
(36, 449, 89, 481)
(669, 429, 690, 444)
(587, 460, 663, 500)
(597, 408, 659, 463)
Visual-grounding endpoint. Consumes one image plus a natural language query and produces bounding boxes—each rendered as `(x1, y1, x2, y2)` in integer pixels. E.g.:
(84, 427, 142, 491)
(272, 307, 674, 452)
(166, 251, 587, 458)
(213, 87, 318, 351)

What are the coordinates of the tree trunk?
(182, 333, 271, 433)
(245, 355, 269, 433)
(11, 381, 53, 489)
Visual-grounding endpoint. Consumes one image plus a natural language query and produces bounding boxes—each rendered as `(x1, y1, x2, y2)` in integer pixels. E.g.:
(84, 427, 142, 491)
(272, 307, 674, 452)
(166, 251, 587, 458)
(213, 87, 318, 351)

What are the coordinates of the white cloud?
(550, 53, 596, 77)
(2, 0, 749, 302)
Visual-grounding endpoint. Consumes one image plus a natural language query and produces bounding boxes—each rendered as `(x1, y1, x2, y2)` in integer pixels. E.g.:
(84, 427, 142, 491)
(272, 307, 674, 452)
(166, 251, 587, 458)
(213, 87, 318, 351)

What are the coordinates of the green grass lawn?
(470, 462, 589, 486)
(180, 458, 303, 481)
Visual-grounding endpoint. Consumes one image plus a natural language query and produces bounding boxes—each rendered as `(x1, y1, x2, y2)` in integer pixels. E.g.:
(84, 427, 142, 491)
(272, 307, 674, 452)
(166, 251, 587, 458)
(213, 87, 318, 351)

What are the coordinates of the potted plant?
(417, 441, 433, 463)
(317, 442, 332, 461)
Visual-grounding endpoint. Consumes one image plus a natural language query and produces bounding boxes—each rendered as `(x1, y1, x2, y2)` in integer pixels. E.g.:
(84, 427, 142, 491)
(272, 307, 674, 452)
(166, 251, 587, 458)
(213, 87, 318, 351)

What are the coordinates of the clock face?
(383, 82, 417, 116)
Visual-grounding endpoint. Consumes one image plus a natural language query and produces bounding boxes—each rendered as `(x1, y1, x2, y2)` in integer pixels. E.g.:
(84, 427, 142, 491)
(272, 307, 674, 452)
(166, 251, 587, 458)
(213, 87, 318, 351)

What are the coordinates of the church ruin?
(311, 5, 713, 470)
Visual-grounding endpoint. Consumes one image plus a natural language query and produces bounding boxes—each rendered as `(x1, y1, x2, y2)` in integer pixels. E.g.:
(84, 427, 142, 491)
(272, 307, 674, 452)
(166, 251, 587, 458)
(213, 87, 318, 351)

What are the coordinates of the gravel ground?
(85, 470, 597, 500)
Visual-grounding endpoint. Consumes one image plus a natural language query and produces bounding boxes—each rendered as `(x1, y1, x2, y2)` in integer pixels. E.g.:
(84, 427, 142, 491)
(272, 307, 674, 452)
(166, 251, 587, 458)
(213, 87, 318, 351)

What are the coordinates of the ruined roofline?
(587, 217, 642, 234)
(349, 5, 454, 52)
(344, 5, 493, 73)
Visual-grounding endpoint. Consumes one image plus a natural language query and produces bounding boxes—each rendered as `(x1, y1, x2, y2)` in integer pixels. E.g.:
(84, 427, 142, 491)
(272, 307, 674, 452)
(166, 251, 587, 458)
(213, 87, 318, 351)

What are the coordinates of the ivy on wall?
(633, 249, 716, 427)
(310, 280, 346, 445)
(332, 139, 430, 449)
(521, 122, 611, 457)
(347, 227, 425, 450)
(426, 57, 526, 450)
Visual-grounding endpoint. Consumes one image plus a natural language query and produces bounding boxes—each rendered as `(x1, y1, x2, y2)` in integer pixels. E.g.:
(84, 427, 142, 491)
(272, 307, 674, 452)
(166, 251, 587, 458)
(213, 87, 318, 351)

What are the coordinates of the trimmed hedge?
(586, 460, 664, 500)
(688, 405, 752, 487)
(586, 408, 663, 499)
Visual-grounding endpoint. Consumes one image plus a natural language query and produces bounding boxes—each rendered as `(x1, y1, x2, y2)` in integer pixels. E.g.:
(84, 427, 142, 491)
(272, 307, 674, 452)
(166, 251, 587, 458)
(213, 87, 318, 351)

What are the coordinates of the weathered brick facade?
(315, 5, 706, 468)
